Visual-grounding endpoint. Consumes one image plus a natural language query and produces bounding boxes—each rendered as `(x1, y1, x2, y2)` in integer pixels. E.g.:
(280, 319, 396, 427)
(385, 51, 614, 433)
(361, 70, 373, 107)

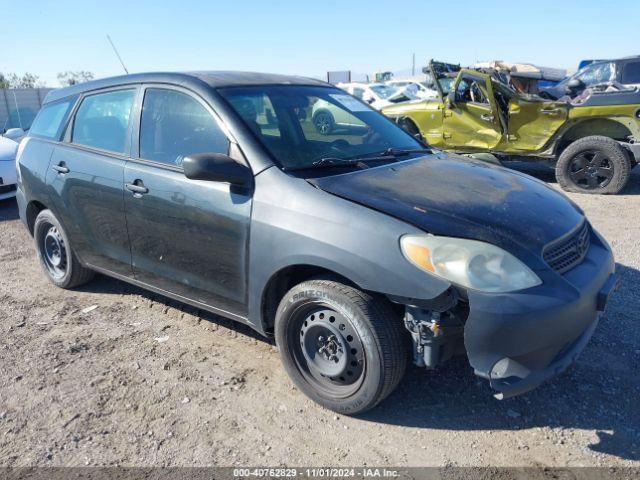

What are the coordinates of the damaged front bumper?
(404, 228, 616, 399)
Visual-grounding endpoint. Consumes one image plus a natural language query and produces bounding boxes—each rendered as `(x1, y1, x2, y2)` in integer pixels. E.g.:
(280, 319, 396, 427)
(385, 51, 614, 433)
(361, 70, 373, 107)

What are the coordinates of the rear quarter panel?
(567, 104, 640, 137)
(16, 138, 58, 215)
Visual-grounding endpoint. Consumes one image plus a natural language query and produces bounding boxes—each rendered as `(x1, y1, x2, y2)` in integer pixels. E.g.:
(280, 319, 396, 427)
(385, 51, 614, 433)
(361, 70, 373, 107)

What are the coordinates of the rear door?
(123, 86, 251, 318)
(505, 98, 568, 152)
(47, 87, 137, 276)
(442, 70, 503, 151)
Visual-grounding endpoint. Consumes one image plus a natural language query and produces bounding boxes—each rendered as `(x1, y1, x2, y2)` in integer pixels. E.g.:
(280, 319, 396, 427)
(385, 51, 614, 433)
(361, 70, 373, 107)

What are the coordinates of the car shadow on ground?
(75, 273, 270, 344)
(505, 160, 640, 195)
(0, 198, 19, 221)
(365, 262, 640, 462)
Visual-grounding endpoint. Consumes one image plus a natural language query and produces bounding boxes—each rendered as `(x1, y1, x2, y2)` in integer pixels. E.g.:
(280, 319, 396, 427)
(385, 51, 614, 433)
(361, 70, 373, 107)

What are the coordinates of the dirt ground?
(0, 163, 639, 468)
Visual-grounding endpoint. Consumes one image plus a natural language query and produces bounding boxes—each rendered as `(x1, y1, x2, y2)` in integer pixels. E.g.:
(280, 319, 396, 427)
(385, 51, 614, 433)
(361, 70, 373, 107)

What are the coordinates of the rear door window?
(72, 89, 135, 154)
(621, 61, 640, 84)
(139, 88, 229, 167)
(30, 100, 74, 139)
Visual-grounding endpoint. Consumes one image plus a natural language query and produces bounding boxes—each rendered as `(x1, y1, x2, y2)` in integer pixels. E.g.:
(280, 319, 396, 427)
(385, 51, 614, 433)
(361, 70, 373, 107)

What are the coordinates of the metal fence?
(0, 88, 55, 132)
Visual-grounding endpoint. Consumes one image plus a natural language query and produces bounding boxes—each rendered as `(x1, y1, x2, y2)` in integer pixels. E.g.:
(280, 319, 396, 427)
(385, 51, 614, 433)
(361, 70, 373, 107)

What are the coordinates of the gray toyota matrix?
(15, 72, 617, 414)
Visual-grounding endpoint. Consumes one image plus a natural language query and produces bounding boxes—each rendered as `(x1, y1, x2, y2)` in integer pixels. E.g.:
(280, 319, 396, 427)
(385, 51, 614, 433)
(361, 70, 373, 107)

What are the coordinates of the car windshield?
(219, 85, 422, 171)
(368, 85, 398, 99)
(437, 77, 456, 95)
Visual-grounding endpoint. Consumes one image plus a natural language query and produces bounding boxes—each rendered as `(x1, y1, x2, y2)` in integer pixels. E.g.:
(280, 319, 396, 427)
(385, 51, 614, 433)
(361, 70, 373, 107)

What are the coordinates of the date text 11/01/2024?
(232, 468, 400, 477)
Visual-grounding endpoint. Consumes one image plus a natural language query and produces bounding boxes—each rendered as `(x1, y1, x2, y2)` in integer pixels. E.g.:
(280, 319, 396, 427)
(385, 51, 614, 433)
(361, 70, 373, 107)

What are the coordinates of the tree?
(0, 73, 9, 89)
(57, 71, 94, 86)
(2, 73, 44, 88)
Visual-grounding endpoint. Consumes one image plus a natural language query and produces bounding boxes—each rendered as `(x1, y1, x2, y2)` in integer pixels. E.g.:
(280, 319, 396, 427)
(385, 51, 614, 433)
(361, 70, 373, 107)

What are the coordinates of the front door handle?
(541, 108, 561, 115)
(480, 114, 495, 122)
(52, 163, 69, 174)
(125, 180, 149, 196)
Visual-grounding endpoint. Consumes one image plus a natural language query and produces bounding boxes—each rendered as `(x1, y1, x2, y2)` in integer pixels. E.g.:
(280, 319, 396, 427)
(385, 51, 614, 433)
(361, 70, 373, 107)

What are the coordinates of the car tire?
(556, 136, 631, 194)
(274, 276, 407, 415)
(312, 110, 335, 135)
(33, 209, 94, 289)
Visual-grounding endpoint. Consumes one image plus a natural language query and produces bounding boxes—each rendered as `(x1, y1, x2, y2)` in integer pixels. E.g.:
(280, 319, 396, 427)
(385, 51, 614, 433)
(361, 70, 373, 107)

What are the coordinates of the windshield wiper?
(377, 147, 432, 157)
(311, 157, 362, 167)
(287, 148, 433, 172)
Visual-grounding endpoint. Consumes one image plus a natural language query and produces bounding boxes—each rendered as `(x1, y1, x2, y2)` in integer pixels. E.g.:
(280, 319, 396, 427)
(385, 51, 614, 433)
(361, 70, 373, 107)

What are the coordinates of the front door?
(47, 88, 137, 276)
(123, 86, 251, 318)
(442, 71, 503, 151)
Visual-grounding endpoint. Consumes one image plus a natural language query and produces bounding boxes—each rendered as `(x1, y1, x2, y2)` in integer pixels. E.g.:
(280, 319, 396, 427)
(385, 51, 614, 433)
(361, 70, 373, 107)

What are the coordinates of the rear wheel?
(275, 277, 407, 415)
(556, 136, 631, 194)
(33, 209, 94, 289)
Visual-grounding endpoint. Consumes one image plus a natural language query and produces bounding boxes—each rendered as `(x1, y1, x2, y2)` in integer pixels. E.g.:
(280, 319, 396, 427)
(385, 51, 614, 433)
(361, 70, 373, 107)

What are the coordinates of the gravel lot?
(0, 163, 639, 467)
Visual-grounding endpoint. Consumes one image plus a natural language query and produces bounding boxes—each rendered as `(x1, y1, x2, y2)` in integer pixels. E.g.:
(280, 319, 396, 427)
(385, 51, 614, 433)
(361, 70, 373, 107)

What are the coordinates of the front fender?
(247, 167, 450, 333)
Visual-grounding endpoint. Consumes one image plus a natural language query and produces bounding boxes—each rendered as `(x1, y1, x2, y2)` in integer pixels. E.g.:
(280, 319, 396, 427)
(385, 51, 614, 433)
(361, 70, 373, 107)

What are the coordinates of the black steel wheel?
(292, 306, 366, 398)
(275, 277, 408, 415)
(556, 136, 631, 194)
(41, 224, 68, 280)
(33, 209, 94, 289)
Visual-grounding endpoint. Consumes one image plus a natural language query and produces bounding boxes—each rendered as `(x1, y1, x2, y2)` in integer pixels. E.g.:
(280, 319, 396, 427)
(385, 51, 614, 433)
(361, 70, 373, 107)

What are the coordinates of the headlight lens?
(401, 234, 541, 293)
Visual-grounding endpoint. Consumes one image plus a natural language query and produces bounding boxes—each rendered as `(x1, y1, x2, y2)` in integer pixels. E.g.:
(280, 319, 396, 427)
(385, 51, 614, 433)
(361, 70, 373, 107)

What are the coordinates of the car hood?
(308, 154, 584, 256)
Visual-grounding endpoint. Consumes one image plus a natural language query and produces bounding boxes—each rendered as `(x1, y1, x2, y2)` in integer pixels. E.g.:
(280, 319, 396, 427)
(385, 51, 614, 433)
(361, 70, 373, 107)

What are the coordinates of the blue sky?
(2, 0, 639, 86)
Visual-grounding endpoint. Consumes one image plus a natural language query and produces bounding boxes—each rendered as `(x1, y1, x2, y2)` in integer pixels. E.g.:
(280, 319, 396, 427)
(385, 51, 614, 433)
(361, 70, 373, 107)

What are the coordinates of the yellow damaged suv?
(382, 61, 640, 194)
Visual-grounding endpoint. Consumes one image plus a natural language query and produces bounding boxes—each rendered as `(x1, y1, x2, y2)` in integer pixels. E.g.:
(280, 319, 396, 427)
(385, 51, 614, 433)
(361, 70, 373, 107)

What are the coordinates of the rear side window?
(30, 100, 73, 139)
(139, 88, 229, 167)
(621, 62, 640, 84)
(72, 89, 135, 154)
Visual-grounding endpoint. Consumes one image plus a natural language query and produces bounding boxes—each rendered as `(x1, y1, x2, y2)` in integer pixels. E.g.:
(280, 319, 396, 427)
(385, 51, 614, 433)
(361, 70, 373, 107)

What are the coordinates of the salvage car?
(383, 60, 640, 194)
(16, 72, 616, 414)
(0, 136, 18, 200)
(542, 56, 640, 100)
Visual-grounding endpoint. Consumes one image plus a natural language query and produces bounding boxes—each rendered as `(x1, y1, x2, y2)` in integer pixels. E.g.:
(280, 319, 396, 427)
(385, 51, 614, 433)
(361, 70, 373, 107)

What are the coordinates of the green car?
(382, 61, 640, 194)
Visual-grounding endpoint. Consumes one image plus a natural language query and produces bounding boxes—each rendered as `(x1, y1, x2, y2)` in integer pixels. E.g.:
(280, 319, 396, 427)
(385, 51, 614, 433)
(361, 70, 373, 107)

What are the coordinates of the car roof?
(44, 71, 329, 104)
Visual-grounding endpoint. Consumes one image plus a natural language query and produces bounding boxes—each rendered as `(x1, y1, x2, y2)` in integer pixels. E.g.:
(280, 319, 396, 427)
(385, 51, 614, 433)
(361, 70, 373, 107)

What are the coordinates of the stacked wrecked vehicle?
(383, 60, 640, 194)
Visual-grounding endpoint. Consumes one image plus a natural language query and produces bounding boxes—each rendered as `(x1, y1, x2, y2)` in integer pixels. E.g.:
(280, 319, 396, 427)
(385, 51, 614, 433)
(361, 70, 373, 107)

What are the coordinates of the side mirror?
(446, 90, 456, 107)
(183, 153, 252, 186)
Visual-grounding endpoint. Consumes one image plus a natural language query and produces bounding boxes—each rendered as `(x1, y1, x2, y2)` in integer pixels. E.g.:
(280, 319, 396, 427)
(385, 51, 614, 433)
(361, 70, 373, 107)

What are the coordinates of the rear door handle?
(541, 108, 561, 115)
(480, 114, 494, 122)
(52, 163, 69, 174)
(125, 181, 149, 195)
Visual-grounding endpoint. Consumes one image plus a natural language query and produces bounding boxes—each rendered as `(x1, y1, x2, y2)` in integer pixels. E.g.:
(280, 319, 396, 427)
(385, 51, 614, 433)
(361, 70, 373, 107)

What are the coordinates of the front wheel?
(556, 136, 631, 194)
(275, 277, 407, 415)
(313, 111, 335, 135)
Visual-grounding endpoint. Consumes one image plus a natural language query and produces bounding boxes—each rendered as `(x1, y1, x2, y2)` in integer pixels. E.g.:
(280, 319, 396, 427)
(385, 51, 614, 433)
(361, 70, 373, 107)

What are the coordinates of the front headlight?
(401, 234, 541, 293)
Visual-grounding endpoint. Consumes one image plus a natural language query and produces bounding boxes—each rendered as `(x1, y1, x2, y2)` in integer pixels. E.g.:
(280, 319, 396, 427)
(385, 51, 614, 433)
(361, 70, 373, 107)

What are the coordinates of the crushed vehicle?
(474, 60, 567, 95)
(542, 56, 640, 100)
(382, 60, 640, 194)
(16, 71, 616, 414)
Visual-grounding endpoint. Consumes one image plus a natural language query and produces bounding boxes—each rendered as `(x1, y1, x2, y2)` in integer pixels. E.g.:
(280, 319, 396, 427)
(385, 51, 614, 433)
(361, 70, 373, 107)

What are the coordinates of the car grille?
(0, 184, 16, 194)
(543, 222, 590, 273)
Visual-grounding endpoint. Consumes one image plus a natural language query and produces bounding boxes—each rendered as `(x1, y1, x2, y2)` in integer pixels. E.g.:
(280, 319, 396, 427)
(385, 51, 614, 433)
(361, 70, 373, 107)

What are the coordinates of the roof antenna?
(106, 34, 129, 74)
